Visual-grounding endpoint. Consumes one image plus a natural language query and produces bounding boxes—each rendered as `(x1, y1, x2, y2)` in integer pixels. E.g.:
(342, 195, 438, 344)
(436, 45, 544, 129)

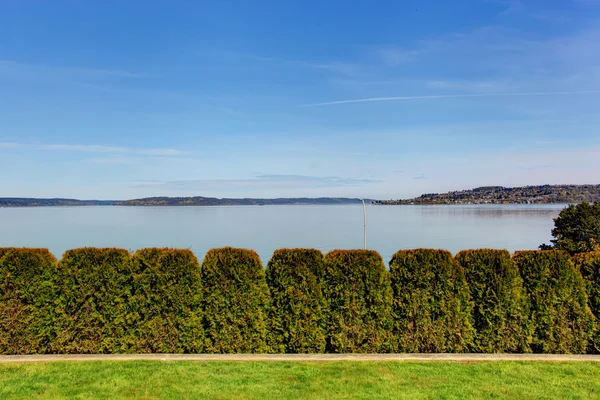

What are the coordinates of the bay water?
(0, 204, 564, 265)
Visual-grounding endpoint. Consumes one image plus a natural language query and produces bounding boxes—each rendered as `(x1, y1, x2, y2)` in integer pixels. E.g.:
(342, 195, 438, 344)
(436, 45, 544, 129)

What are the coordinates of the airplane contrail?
(302, 90, 600, 107)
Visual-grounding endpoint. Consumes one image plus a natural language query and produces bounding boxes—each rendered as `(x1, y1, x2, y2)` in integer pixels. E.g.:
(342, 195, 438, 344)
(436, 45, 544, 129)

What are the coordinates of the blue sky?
(1, 0, 599, 200)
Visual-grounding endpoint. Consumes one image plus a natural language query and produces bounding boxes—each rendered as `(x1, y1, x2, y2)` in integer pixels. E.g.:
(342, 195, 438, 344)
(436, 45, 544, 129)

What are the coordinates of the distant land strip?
(0, 197, 371, 207)
(375, 184, 600, 205)
(1, 184, 599, 207)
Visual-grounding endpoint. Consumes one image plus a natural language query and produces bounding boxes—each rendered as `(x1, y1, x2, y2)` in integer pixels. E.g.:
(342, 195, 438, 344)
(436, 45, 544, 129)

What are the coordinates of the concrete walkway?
(2, 354, 600, 363)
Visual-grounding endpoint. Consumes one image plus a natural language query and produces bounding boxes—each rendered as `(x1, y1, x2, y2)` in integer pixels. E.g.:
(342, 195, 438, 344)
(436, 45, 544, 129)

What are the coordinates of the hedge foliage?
(51, 248, 135, 353)
(513, 250, 594, 353)
(390, 249, 474, 353)
(201, 247, 270, 353)
(456, 249, 531, 353)
(127, 248, 204, 353)
(265, 249, 327, 353)
(322, 250, 393, 353)
(0, 248, 57, 354)
(573, 252, 600, 353)
(5, 246, 600, 355)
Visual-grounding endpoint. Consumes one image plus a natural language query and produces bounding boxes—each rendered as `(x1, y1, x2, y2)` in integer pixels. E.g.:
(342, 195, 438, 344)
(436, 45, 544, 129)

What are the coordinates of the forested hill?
(0, 198, 118, 207)
(0, 197, 369, 207)
(375, 184, 600, 205)
(118, 197, 367, 206)
(8, 185, 599, 207)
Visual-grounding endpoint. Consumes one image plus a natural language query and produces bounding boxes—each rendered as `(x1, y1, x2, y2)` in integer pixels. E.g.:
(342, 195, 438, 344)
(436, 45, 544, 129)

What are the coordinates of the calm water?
(0, 204, 564, 265)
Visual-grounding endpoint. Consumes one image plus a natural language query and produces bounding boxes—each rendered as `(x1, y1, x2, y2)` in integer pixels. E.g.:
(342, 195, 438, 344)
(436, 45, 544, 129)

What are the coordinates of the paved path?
(1, 354, 600, 363)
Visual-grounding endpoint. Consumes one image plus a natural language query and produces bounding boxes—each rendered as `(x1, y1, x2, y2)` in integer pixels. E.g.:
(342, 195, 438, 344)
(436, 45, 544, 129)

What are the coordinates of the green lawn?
(1, 361, 599, 399)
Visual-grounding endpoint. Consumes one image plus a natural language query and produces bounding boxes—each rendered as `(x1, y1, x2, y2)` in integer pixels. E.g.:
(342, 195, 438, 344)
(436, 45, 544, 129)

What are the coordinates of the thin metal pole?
(361, 198, 367, 249)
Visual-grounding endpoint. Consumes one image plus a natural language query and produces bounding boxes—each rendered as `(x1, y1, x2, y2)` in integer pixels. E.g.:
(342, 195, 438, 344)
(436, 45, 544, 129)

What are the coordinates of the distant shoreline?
(376, 184, 599, 205)
(0, 202, 570, 208)
(2, 184, 598, 207)
(0, 197, 373, 208)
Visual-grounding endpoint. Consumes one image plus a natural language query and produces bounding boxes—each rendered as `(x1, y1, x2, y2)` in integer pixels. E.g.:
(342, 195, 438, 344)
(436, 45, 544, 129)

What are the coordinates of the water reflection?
(416, 205, 564, 218)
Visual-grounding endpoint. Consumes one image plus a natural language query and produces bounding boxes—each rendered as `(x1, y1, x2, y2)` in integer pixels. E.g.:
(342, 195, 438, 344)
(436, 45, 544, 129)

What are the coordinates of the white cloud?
(86, 156, 139, 165)
(0, 142, 22, 149)
(0, 60, 158, 80)
(33, 143, 186, 156)
(428, 25, 600, 83)
(425, 79, 515, 92)
(204, 48, 365, 77)
(134, 174, 381, 191)
(495, 0, 524, 16)
(374, 46, 421, 66)
(302, 90, 600, 107)
(1, 142, 187, 157)
(343, 23, 600, 96)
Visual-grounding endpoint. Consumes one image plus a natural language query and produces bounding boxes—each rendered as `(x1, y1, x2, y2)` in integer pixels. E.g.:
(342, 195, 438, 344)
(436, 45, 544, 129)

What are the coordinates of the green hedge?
(127, 248, 204, 353)
(51, 248, 135, 353)
(5, 246, 600, 355)
(513, 250, 594, 353)
(456, 249, 532, 353)
(573, 252, 600, 353)
(0, 248, 57, 354)
(0, 247, 11, 259)
(322, 250, 393, 353)
(390, 249, 474, 353)
(201, 247, 270, 353)
(265, 249, 327, 353)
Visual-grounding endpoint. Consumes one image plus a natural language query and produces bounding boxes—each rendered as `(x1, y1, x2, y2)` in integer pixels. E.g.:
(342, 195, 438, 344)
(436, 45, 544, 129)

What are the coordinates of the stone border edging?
(1, 354, 600, 363)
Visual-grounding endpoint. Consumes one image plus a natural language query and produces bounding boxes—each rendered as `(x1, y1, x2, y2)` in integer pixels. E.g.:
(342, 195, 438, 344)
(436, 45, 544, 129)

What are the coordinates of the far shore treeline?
(2, 246, 600, 355)
(1, 184, 599, 207)
(0, 197, 370, 207)
(376, 184, 600, 205)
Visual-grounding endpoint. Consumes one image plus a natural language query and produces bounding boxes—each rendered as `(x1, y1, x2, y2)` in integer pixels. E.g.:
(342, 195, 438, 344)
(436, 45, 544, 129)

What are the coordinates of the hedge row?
(202, 248, 269, 353)
(391, 249, 474, 353)
(1, 247, 599, 354)
(456, 249, 531, 353)
(514, 251, 594, 354)
(129, 248, 204, 353)
(323, 250, 393, 353)
(0, 248, 56, 354)
(266, 249, 327, 353)
(574, 252, 600, 353)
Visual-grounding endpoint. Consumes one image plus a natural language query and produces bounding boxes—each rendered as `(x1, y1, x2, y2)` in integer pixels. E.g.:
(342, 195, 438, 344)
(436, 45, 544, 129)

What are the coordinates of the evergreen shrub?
(456, 249, 531, 353)
(127, 248, 204, 353)
(573, 251, 600, 353)
(265, 248, 327, 353)
(51, 248, 134, 353)
(390, 249, 474, 352)
(201, 247, 270, 353)
(322, 250, 393, 353)
(0, 248, 56, 354)
(513, 250, 594, 353)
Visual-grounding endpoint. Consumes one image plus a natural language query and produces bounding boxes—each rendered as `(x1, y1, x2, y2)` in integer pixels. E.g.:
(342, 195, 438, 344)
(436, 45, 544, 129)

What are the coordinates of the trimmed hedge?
(573, 252, 600, 353)
(390, 249, 474, 353)
(201, 247, 270, 353)
(5, 246, 600, 355)
(0, 248, 57, 354)
(0, 247, 11, 260)
(51, 248, 135, 353)
(513, 250, 594, 353)
(456, 249, 532, 353)
(265, 249, 327, 353)
(322, 250, 393, 353)
(127, 248, 204, 353)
